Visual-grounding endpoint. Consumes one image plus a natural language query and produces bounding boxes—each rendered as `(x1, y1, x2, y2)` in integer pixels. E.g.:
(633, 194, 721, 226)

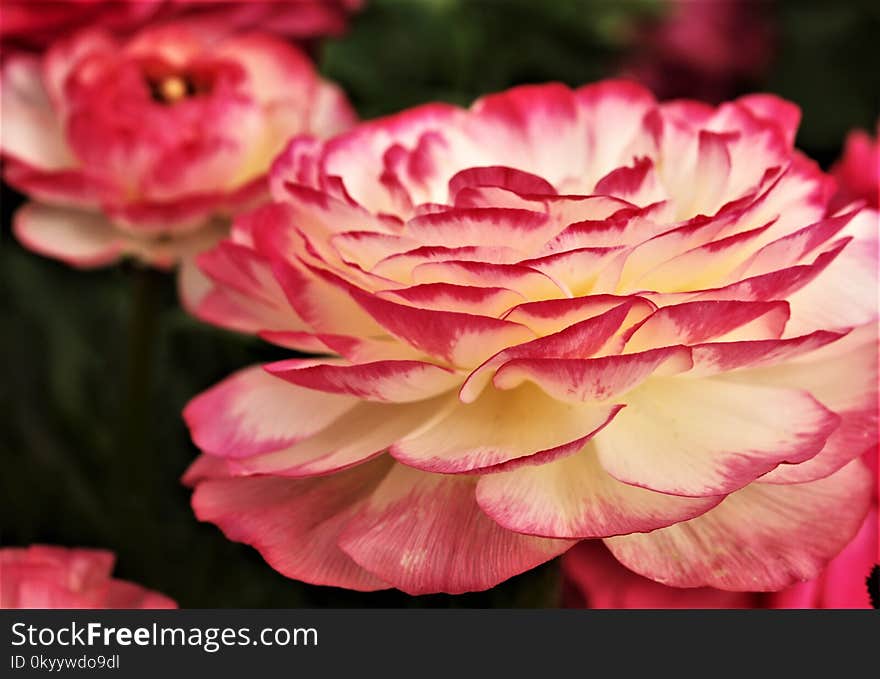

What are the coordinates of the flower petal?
(195, 238, 305, 333)
(229, 397, 446, 478)
(338, 464, 573, 595)
(502, 294, 655, 336)
(405, 207, 552, 252)
(737, 94, 801, 148)
(0, 55, 73, 169)
(348, 285, 536, 368)
(461, 300, 645, 402)
(623, 300, 790, 352)
(688, 330, 846, 376)
(493, 346, 693, 402)
(264, 359, 460, 403)
(784, 209, 879, 334)
(603, 460, 873, 590)
(271, 258, 388, 337)
(476, 444, 722, 539)
(593, 376, 840, 496)
(519, 246, 625, 297)
(594, 157, 666, 206)
(411, 259, 564, 300)
(371, 244, 523, 281)
(391, 383, 620, 473)
(184, 366, 356, 459)
(448, 165, 557, 199)
(192, 458, 392, 591)
(13, 203, 123, 268)
(377, 282, 524, 317)
(727, 326, 878, 483)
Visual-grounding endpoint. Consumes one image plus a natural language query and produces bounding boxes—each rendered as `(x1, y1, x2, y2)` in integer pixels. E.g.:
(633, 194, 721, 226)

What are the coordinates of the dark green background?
(2, 0, 878, 607)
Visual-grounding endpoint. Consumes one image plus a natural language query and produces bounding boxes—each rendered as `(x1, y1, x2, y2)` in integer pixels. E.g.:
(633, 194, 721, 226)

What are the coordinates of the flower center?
(148, 74, 198, 104)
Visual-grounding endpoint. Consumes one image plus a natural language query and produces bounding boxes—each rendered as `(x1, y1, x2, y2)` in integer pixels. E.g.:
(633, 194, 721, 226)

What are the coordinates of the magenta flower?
(829, 123, 879, 213)
(767, 503, 877, 608)
(562, 540, 757, 609)
(1, 22, 356, 274)
(0, 546, 176, 609)
(0, 1, 362, 57)
(621, 0, 775, 103)
(182, 81, 877, 595)
(563, 502, 877, 608)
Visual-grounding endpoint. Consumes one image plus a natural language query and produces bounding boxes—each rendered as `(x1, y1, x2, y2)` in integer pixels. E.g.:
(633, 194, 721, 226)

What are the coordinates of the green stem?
(102, 263, 164, 576)
(114, 263, 165, 540)
(123, 265, 161, 448)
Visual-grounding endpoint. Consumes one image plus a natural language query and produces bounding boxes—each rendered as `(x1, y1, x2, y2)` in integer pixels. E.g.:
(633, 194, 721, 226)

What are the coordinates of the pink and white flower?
(182, 81, 878, 595)
(158, 0, 364, 44)
(1, 22, 356, 276)
(0, 545, 176, 609)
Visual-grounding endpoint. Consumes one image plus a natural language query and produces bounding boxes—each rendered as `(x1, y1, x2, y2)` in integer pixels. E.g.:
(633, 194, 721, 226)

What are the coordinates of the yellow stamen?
(159, 75, 188, 103)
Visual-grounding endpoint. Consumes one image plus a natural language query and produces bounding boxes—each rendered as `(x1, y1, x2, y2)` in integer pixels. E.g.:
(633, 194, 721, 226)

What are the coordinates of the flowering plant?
(0, 546, 176, 609)
(182, 81, 877, 595)
(1, 22, 355, 275)
(0, 0, 362, 56)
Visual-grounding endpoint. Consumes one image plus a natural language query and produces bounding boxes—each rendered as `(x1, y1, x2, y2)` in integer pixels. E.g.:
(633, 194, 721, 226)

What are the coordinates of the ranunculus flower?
(182, 81, 877, 595)
(0, 545, 176, 609)
(0, 22, 355, 281)
(159, 0, 364, 44)
(0, 1, 362, 57)
(0, 1, 162, 58)
(621, 0, 775, 103)
(829, 123, 879, 213)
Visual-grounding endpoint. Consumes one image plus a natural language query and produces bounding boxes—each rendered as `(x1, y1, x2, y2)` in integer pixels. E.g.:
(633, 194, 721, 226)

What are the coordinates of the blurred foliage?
(769, 0, 880, 158)
(321, 0, 661, 118)
(319, 0, 879, 162)
(1, 0, 877, 607)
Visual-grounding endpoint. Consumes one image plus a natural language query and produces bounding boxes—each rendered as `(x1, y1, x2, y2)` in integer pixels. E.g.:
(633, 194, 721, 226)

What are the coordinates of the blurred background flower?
(0, 545, 176, 609)
(618, 0, 776, 103)
(2, 0, 877, 608)
(1, 22, 355, 273)
(0, 0, 362, 58)
(562, 503, 877, 609)
(829, 123, 878, 213)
